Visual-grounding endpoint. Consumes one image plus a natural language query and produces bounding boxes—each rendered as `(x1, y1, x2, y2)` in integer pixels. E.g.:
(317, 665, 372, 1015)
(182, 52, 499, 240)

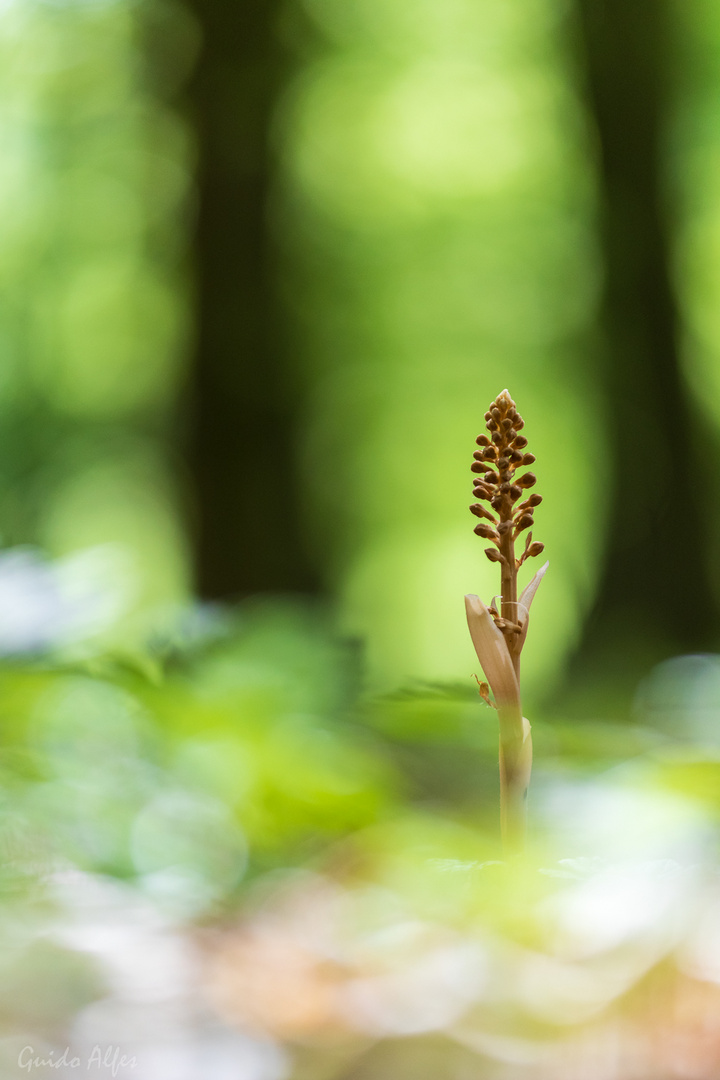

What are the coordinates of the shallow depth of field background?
(1, 1, 720, 1078)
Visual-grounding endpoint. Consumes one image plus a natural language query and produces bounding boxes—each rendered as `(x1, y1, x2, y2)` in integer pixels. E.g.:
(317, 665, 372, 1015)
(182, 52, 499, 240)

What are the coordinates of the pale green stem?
(498, 528, 530, 851)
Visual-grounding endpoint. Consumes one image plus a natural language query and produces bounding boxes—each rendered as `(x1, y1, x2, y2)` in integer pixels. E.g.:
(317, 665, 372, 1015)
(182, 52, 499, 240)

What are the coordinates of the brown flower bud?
(513, 435, 528, 449)
(508, 449, 524, 464)
(522, 453, 536, 465)
(527, 541, 545, 557)
(517, 472, 537, 489)
(484, 548, 505, 564)
(470, 503, 498, 523)
(476, 434, 491, 447)
(474, 522, 499, 541)
(509, 484, 522, 500)
(472, 482, 493, 499)
(482, 446, 498, 461)
(471, 462, 488, 474)
(514, 513, 534, 534)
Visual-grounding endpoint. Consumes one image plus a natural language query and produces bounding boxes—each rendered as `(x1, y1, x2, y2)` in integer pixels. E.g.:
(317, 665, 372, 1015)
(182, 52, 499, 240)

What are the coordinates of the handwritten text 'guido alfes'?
(18, 1045, 137, 1076)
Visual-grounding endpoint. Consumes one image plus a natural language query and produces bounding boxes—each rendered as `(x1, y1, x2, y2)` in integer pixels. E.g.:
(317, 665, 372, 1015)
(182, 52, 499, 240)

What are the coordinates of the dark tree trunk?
(570, 0, 718, 685)
(183, 0, 319, 600)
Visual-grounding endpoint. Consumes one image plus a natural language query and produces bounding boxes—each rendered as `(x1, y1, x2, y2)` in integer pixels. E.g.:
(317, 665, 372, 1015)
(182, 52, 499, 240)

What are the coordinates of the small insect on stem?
(465, 390, 548, 852)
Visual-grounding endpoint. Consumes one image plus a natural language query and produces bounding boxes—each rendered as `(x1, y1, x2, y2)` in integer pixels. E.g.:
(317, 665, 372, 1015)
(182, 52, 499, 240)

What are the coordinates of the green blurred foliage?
(0, 604, 399, 902)
(0, 0, 711, 700)
(0, 602, 718, 1077)
(0, 0, 192, 633)
(0, 600, 717, 907)
(669, 0, 720, 605)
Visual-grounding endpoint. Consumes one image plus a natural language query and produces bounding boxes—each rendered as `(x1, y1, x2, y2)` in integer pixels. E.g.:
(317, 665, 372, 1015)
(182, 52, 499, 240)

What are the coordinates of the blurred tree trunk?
(569, 0, 719, 684)
(183, 0, 319, 600)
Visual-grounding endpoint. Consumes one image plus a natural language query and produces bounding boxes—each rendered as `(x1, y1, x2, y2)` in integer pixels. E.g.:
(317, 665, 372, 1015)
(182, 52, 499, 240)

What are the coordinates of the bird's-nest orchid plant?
(465, 390, 548, 850)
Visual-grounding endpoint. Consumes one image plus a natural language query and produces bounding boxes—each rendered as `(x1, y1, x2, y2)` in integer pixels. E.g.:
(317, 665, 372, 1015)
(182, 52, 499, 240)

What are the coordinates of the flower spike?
(465, 390, 548, 851)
